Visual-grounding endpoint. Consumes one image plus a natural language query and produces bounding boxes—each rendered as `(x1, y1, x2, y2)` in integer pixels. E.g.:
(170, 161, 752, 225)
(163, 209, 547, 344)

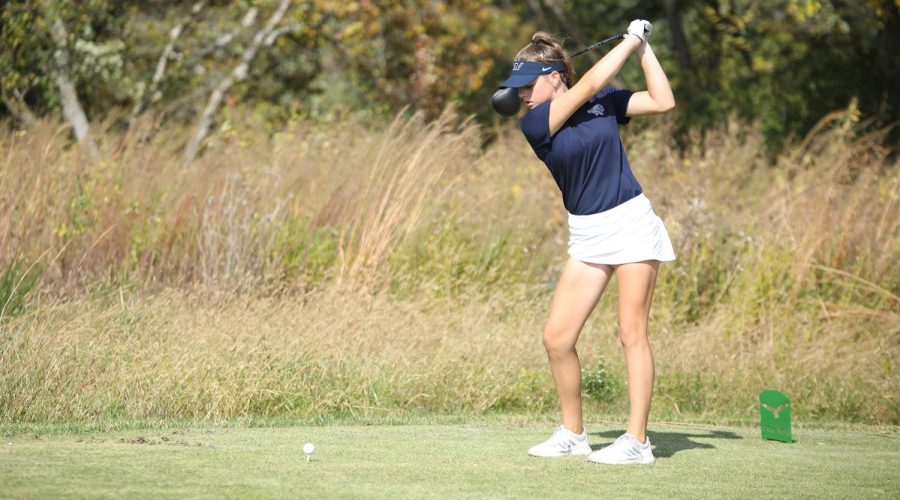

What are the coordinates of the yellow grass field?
(1, 109, 897, 424)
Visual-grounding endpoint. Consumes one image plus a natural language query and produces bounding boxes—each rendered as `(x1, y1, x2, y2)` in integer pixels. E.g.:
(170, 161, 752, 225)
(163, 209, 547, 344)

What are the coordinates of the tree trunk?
(662, 0, 695, 74)
(877, 2, 899, 125)
(50, 19, 99, 161)
(182, 0, 290, 165)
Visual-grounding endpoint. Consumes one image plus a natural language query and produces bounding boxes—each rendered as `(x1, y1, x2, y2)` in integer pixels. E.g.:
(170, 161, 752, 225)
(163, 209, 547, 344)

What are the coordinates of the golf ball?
(303, 442, 315, 454)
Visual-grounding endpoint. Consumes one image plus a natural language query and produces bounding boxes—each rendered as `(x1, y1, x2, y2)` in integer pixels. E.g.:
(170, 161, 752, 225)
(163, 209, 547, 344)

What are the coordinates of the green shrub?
(582, 358, 624, 404)
(0, 262, 40, 319)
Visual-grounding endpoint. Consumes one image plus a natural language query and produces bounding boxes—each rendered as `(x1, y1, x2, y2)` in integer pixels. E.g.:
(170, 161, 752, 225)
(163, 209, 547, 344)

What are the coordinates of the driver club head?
(491, 87, 521, 117)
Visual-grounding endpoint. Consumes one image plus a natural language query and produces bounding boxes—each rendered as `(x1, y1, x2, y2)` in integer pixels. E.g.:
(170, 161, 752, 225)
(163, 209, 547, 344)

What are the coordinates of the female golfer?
(500, 20, 675, 465)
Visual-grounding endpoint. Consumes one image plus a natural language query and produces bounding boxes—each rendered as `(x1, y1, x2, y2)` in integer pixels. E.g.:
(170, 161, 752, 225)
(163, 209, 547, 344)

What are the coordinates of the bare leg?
(615, 260, 659, 444)
(544, 258, 614, 434)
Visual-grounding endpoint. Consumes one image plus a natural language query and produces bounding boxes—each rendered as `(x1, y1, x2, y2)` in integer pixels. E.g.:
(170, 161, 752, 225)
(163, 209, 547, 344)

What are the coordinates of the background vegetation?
(1, 1, 897, 425)
(2, 1, 897, 148)
(2, 109, 897, 424)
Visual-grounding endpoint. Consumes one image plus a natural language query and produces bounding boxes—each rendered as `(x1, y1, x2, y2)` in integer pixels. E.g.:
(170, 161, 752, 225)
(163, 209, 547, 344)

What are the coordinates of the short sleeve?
(608, 87, 634, 125)
(519, 102, 552, 161)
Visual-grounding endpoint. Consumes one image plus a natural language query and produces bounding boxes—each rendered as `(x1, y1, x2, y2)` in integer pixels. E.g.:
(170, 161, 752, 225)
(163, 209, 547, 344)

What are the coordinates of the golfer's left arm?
(626, 42, 675, 116)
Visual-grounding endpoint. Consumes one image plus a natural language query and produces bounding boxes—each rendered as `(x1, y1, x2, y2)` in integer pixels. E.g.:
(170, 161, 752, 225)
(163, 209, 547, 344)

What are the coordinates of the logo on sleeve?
(587, 104, 605, 116)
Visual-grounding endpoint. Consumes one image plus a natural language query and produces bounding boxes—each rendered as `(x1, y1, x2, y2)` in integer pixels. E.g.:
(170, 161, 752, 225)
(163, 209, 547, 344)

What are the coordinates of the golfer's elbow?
(643, 91, 675, 114)
(652, 94, 675, 113)
(660, 98, 675, 113)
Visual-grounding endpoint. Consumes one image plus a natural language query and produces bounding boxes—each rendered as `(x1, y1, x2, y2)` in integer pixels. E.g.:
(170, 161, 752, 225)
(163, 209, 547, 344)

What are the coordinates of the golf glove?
(627, 19, 651, 41)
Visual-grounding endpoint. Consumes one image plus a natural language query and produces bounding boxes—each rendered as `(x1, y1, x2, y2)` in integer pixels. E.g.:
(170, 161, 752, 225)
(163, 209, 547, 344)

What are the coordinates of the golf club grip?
(570, 34, 626, 58)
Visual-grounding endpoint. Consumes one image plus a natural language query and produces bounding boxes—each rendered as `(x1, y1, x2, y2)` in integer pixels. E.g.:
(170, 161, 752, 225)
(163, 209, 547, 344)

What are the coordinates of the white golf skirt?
(567, 193, 676, 265)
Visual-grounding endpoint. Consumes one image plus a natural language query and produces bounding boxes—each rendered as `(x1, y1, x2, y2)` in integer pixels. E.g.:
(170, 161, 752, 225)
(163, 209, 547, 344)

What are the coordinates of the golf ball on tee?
(303, 442, 315, 455)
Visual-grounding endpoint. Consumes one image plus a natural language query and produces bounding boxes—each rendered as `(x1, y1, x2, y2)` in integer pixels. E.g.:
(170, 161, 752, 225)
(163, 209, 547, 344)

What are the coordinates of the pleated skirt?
(567, 194, 676, 265)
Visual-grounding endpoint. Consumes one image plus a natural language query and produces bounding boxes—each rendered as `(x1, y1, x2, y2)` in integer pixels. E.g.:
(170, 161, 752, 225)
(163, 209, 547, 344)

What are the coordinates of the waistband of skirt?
(567, 193, 649, 223)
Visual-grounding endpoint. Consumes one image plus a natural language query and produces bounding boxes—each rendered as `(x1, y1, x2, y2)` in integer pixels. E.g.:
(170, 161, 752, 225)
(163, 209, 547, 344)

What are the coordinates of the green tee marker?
(759, 390, 792, 443)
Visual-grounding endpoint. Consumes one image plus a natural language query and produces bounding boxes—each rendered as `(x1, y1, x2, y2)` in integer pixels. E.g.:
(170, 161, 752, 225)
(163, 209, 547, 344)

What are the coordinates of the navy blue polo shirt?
(520, 86, 642, 215)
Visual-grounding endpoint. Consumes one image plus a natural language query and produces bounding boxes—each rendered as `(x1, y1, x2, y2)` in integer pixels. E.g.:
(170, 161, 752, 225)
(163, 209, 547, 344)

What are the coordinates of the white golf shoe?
(587, 433, 655, 464)
(527, 426, 592, 457)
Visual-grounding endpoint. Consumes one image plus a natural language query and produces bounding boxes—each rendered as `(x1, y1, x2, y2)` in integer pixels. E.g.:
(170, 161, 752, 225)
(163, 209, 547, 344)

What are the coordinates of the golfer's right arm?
(548, 35, 643, 135)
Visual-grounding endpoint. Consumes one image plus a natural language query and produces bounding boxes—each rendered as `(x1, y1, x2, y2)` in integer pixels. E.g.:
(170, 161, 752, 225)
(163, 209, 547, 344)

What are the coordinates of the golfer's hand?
(627, 19, 651, 41)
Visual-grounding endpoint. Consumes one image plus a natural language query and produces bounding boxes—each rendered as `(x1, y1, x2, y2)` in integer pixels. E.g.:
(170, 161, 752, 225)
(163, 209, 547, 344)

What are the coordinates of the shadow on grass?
(590, 429, 742, 458)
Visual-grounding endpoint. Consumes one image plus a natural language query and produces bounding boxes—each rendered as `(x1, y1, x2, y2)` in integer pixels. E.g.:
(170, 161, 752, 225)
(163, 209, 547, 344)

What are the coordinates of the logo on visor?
(513, 62, 524, 71)
(541, 66, 552, 71)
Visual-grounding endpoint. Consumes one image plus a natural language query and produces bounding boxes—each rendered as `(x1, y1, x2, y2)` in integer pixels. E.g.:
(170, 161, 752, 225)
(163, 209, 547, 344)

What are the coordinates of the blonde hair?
(514, 32, 575, 86)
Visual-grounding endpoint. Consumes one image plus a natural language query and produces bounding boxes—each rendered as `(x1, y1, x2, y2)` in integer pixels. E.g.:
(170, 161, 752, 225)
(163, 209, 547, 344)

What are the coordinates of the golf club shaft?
(570, 34, 626, 58)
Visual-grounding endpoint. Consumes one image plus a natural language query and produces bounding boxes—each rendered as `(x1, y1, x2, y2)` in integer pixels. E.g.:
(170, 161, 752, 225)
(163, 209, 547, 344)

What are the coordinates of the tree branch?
(264, 22, 302, 45)
(189, 7, 258, 67)
(129, 0, 208, 124)
(182, 0, 290, 165)
(1, 87, 38, 128)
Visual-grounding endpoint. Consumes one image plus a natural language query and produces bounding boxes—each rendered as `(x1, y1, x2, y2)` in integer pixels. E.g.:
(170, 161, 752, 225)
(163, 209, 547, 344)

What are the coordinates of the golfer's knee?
(543, 327, 575, 358)
(618, 318, 648, 348)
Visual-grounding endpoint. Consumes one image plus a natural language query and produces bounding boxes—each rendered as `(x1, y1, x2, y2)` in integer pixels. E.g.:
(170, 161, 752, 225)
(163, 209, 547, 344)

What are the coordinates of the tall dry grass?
(0, 107, 897, 424)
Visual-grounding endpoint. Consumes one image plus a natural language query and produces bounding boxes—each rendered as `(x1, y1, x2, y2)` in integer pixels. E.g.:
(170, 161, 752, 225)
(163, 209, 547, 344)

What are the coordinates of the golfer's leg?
(615, 260, 659, 443)
(544, 258, 614, 434)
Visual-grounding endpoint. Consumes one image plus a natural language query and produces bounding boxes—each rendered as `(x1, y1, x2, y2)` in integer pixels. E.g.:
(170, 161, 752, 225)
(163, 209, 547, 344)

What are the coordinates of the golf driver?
(491, 26, 651, 117)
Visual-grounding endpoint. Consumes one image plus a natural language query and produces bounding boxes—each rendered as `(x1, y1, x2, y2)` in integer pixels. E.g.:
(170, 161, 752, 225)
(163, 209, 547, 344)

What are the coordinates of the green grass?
(2, 417, 897, 498)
